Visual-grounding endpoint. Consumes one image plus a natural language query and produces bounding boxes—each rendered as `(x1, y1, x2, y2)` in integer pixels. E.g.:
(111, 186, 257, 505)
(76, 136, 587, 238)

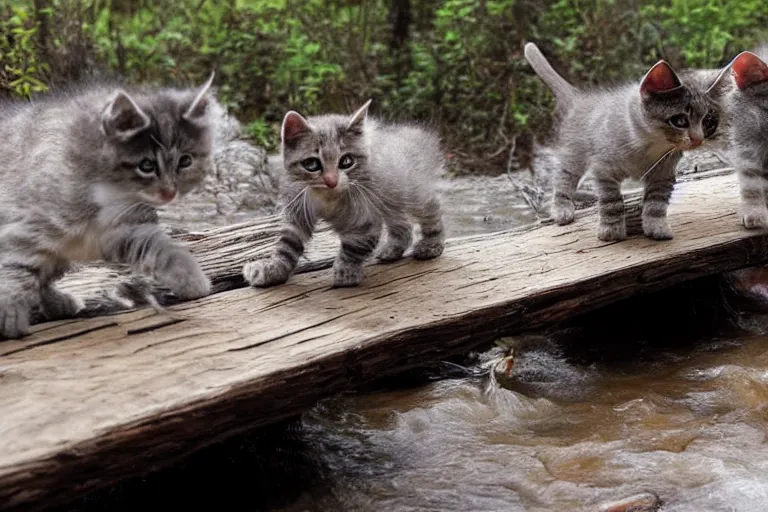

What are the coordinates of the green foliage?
(0, 4, 48, 97)
(1, 0, 767, 172)
(641, 0, 767, 67)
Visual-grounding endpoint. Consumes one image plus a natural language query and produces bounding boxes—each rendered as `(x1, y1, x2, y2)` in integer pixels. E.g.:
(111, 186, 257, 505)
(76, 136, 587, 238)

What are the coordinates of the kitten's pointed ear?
(183, 71, 215, 122)
(347, 99, 372, 134)
(102, 90, 151, 140)
(706, 62, 735, 95)
(640, 60, 682, 97)
(281, 111, 311, 144)
(730, 51, 768, 90)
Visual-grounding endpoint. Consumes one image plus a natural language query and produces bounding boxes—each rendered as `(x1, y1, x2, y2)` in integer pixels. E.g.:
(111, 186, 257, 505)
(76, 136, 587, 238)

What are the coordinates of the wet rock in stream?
(597, 492, 662, 512)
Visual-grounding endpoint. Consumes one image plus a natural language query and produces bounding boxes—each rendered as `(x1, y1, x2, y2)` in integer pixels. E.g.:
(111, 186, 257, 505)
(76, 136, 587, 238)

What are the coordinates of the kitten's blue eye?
(338, 154, 355, 170)
(301, 158, 322, 173)
(137, 158, 157, 176)
(667, 114, 689, 129)
(178, 155, 193, 169)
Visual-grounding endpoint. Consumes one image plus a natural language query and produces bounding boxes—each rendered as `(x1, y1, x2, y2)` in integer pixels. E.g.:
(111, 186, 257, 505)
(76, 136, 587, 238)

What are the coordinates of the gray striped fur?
(525, 42, 731, 241)
(721, 46, 768, 229)
(0, 77, 216, 339)
(243, 100, 445, 288)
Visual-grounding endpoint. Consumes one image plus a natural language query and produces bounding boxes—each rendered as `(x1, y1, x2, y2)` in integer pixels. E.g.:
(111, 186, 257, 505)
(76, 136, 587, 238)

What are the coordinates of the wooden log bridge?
(2, 167, 768, 510)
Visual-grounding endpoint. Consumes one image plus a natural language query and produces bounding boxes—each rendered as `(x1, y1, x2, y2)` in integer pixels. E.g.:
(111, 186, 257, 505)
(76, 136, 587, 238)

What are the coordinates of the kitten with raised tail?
(524, 42, 732, 241)
(0, 75, 216, 339)
(722, 47, 768, 229)
(243, 100, 445, 288)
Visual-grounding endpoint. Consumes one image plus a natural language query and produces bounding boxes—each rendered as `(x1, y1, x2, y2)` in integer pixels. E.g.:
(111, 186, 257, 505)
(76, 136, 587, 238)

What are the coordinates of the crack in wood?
(126, 318, 187, 336)
(1, 322, 119, 357)
(226, 308, 368, 352)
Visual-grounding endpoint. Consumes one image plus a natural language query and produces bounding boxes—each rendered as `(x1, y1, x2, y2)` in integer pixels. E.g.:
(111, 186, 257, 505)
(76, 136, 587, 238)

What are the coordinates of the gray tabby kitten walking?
(243, 100, 445, 288)
(0, 76, 215, 339)
(722, 47, 768, 229)
(524, 42, 731, 241)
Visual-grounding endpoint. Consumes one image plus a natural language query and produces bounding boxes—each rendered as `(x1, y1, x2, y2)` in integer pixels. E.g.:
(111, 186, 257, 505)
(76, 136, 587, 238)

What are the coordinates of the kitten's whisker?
(108, 202, 143, 227)
(350, 182, 390, 215)
(282, 186, 309, 216)
(641, 149, 676, 182)
(300, 189, 313, 229)
(349, 184, 381, 216)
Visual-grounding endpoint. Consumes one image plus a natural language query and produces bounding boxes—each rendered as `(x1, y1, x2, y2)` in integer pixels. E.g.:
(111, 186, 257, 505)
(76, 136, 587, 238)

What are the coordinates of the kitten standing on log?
(243, 100, 445, 288)
(524, 42, 732, 241)
(722, 47, 768, 229)
(0, 76, 216, 339)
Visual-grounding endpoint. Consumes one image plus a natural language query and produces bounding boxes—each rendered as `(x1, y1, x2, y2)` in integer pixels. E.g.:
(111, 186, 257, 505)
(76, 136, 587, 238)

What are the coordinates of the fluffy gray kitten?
(243, 100, 445, 288)
(524, 42, 731, 241)
(721, 46, 768, 229)
(0, 75, 215, 339)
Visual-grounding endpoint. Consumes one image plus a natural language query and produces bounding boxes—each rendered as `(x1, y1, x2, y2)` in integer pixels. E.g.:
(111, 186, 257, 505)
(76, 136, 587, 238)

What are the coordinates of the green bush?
(1, 0, 767, 173)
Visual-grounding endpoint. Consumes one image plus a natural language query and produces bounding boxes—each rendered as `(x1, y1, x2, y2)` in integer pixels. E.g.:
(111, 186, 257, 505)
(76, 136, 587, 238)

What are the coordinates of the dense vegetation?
(2, 0, 767, 173)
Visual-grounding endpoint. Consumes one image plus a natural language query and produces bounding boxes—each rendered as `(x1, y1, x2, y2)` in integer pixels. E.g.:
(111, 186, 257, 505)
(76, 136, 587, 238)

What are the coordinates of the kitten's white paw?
(243, 259, 289, 287)
(552, 203, 575, 225)
(40, 286, 84, 320)
(0, 300, 32, 340)
(159, 250, 211, 300)
(642, 217, 674, 240)
(333, 264, 364, 287)
(412, 239, 444, 260)
(597, 222, 627, 242)
(376, 244, 407, 262)
(743, 209, 768, 230)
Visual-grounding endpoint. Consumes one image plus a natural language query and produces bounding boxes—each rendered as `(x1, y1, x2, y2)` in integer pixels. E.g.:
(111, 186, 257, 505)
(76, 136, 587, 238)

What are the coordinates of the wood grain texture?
(1, 168, 766, 511)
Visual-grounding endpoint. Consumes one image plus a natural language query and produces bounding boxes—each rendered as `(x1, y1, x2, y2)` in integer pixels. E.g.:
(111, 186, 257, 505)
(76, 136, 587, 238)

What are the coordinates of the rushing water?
(66, 172, 768, 512)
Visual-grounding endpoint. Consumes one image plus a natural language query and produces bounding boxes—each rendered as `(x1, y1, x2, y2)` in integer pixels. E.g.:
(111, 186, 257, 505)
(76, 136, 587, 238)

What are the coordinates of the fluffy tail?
(524, 42, 577, 104)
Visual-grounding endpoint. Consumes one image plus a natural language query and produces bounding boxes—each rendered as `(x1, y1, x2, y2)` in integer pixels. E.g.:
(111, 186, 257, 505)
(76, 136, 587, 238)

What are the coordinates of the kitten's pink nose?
(323, 170, 339, 188)
(689, 136, 703, 148)
(159, 188, 177, 202)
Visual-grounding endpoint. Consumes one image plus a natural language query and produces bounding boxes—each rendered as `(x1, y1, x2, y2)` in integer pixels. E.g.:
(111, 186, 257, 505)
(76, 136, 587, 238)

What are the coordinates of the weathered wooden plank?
(1, 168, 766, 511)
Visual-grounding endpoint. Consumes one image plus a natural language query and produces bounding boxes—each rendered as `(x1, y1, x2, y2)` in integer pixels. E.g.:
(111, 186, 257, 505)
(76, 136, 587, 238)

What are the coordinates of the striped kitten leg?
(738, 168, 768, 229)
(595, 174, 627, 241)
(641, 153, 679, 240)
(412, 196, 445, 260)
(40, 264, 84, 320)
(244, 211, 316, 287)
(551, 161, 586, 225)
(377, 216, 413, 262)
(100, 224, 211, 299)
(333, 221, 382, 287)
(0, 265, 41, 339)
(40, 285, 85, 320)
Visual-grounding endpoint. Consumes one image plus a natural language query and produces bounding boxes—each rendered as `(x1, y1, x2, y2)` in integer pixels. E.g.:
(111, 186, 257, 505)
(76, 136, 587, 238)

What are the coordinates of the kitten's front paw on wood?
(412, 239, 444, 260)
(642, 217, 674, 240)
(597, 222, 627, 241)
(551, 202, 575, 225)
(243, 259, 290, 287)
(0, 300, 32, 339)
(40, 286, 84, 320)
(333, 264, 364, 287)
(743, 210, 768, 230)
(376, 244, 407, 263)
(158, 250, 211, 300)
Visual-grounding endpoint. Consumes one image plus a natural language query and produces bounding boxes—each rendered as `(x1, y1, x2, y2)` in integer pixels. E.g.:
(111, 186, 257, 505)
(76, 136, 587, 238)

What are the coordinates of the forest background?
(2, 0, 767, 173)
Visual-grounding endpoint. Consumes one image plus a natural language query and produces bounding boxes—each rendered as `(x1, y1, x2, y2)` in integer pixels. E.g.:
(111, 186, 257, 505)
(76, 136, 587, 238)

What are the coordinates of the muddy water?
(273, 330, 768, 512)
(72, 171, 768, 512)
